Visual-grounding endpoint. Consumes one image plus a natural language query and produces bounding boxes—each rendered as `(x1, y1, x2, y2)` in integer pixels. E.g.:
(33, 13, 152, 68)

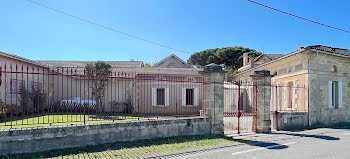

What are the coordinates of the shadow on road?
(273, 132, 340, 141)
(235, 139, 289, 150)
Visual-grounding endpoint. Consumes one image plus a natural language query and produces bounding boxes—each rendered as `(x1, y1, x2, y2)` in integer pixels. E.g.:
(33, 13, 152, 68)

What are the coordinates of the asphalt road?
(176, 126, 350, 159)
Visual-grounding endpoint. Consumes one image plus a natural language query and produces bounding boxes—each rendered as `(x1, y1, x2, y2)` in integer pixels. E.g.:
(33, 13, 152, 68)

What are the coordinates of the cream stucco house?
(0, 52, 203, 116)
(233, 45, 350, 129)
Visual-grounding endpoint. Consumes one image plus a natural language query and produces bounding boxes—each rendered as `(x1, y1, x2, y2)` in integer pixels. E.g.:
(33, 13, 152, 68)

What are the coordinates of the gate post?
(250, 70, 273, 133)
(200, 64, 226, 134)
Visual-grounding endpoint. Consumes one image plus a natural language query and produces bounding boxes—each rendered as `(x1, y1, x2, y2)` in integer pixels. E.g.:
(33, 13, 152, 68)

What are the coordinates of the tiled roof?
(265, 54, 285, 60)
(306, 45, 350, 57)
(153, 54, 192, 68)
(35, 60, 144, 68)
(0, 51, 50, 68)
(35, 60, 201, 76)
(58, 67, 202, 76)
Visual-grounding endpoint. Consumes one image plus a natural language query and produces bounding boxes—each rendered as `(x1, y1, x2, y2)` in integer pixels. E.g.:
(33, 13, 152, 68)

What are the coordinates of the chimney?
(249, 55, 255, 68)
(243, 53, 249, 66)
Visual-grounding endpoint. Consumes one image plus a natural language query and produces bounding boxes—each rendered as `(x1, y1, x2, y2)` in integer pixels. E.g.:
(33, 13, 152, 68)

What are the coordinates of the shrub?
(18, 85, 48, 114)
(110, 96, 133, 114)
(0, 100, 7, 119)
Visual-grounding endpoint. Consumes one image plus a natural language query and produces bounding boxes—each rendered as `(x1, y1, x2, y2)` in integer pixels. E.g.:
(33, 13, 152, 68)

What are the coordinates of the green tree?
(144, 62, 154, 67)
(19, 85, 30, 113)
(188, 46, 262, 69)
(85, 61, 112, 112)
(30, 87, 47, 113)
(187, 48, 220, 67)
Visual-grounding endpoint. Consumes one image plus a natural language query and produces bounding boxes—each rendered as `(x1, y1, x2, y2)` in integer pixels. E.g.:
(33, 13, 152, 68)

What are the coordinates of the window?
(10, 80, 23, 94)
(152, 88, 169, 106)
(156, 88, 165, 105)
(331, 81, 338, 108)
(30, 82, 42, 92)
(288, 66, 295, 73)
(328, 81, 342, 109)
(295, 64, 303, 71)
(186, 89, 194, 105)
(332, 65, 338, 72)
(182, 88, 199, 106)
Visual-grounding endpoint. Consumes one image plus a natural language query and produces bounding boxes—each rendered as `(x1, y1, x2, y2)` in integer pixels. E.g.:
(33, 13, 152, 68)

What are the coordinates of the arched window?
(332, 65, 338, 72)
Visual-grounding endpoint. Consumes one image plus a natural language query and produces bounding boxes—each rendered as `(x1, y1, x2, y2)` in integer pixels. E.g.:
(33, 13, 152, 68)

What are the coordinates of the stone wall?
(273, 112, 308, 130)
(0, 117, 210, 155)
(309, 52, 350, 126)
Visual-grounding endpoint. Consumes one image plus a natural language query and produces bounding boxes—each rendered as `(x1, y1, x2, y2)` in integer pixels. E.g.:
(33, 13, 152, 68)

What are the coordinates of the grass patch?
(0, 114, 145, 129)
(1, 134, 237, 159)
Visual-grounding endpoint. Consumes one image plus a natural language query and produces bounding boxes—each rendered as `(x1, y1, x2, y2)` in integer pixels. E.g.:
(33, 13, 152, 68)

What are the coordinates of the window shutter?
(328, 81, 333, 108)
(293, 81, 298, 107)
(283, 83, 287, 108)
(194, 88, 199, 106)
(338, 81, 343, 108)
(165, 88, 170, 106)
(152, 88, 156, 106)
(276, 83, 279, 108)
(182, 88, 186, 105)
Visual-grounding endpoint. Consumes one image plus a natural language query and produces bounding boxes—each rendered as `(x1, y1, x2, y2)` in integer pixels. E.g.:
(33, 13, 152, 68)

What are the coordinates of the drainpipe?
(307, 50, 318, 127)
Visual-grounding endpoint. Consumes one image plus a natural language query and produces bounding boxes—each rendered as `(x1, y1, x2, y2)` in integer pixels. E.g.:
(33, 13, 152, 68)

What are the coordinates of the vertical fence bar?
(275, 84, 278, 130)
(0, 65, 5, 126)
(79, 68, 82, 122)
(47, 68, 50, 125)
(114, 71, 117, 121)
(237, 80, 241, 135)
(70, 68, 72, 123)
(110, 71, 112, 120)
(74, 68, 77, 122)
(60, 67, 63, 123)
(4, 63, 7, 126)
(1, 64, 5, 126)
(21, 64, 24, 125)
(55, 67, 59, 123)
(15, 64, 18, 126)
(9, 64, 13, 128)
(84, 70, 86, 124)
(255, 81, 258, 132)
(25, 65, 29, 125)
(65, 67, 68, 123)
(136, 72, 139, 120)
(175, 75, 177, 117)
(36, 66, 39, 124)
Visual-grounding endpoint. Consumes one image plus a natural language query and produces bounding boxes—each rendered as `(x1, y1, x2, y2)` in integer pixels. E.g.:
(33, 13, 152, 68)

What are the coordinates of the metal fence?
(271, 83, 308, 130)
(223, 80, 308, 134)
(224, 81, 257, 135)
(0, 64, 206, 128)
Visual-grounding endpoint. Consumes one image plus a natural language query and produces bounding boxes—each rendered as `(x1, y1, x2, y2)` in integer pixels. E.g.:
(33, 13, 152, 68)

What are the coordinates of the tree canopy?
(85, 61, 112, 112)
(187, 46, 262, 69)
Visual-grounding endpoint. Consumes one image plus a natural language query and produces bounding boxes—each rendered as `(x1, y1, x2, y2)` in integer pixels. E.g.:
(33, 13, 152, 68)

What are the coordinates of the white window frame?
(152, 87, 169, 107)
(328, 81, 342, 109)
(182, 88, 199, 107)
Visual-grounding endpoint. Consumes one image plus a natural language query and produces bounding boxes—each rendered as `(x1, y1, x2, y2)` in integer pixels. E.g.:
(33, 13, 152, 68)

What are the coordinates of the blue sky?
(1, 0, 350, 63)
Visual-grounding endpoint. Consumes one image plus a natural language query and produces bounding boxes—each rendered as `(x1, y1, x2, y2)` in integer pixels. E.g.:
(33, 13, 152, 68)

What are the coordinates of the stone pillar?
(250, 70, 273, 133)
(200, 64, 226, 134)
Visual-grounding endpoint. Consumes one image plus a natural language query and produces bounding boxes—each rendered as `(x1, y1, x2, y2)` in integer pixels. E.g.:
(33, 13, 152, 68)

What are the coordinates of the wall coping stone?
(0, 116, 209, 137)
